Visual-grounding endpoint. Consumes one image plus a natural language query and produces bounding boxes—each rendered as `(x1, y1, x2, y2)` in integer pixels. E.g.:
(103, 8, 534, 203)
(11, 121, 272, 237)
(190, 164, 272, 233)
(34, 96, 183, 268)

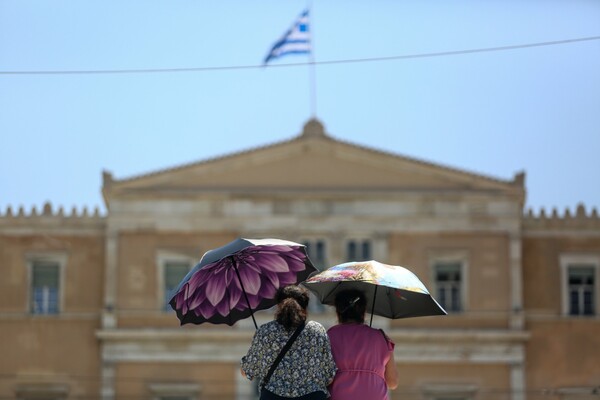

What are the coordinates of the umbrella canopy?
(303, 260, 446, 325)
(169, 238, 317, 328)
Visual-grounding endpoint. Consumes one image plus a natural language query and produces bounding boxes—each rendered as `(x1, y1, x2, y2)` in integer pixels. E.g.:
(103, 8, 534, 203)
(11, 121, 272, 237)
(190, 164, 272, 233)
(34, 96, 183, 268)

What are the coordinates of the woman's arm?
(384, 350, 398, 390)
(240, 328, 264, 380)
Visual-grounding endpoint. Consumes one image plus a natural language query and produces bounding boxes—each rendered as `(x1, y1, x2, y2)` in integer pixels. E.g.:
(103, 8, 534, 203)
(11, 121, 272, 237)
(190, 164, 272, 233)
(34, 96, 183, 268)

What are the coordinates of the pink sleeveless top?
(327, 323, 395, 400)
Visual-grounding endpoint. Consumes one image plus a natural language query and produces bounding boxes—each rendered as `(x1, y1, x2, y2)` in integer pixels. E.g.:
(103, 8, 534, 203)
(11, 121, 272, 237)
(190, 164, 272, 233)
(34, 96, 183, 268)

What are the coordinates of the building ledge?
(96, 327, 529, 343)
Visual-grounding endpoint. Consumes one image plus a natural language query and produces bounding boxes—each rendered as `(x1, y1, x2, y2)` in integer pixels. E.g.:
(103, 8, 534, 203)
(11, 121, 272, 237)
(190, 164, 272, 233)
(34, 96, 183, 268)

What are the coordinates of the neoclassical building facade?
(1, 119, 599, 400)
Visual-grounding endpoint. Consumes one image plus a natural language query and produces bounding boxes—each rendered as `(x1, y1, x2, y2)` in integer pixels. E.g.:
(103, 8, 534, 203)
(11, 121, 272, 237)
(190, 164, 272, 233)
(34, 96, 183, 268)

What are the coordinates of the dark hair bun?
(275, 285, 309, 330)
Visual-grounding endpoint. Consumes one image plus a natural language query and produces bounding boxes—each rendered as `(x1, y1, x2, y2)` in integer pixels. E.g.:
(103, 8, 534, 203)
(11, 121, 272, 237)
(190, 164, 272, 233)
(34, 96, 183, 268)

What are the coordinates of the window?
(15, 383, 69, 399)
(434, 262, 463, 313)
(435, 398, 467, 400)
(429, 252, 468, 314)
(148, 383, 199, 400)
(163, 261, 192, 311)
(561, 255, 599, 317)
(422, 384, 477, 400)
(302, 239, 327, 270)
(568, 266, 595, 316)
(26, 252, 68, 316)
(556, 386, 600, 399)
(159, 397, 191, 400)
(157, 251, 195, 311)
(434, 398, 468, 400)
(345, 239, 371, 262)
(31, 261, 60, 314)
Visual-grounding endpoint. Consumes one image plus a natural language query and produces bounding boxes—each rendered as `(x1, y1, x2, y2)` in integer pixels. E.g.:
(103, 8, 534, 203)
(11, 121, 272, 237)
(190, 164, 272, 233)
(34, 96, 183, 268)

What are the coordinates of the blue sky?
(1, 0, 599, 215)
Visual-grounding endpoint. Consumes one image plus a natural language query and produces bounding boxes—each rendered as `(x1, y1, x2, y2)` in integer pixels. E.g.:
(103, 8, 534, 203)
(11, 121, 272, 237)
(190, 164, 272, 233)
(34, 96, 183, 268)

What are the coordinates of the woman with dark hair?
(327, 289, 398, 400)
(241, 285, 337, 399)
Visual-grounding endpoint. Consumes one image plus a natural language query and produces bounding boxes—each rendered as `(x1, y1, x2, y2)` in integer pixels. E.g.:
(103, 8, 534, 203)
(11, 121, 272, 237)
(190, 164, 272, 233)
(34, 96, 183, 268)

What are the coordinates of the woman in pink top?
(327, 289, 398, 400)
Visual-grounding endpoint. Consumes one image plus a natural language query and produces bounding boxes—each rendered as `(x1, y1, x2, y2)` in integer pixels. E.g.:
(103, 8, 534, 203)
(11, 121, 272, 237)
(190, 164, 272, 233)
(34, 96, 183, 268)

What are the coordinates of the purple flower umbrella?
(169, 238, 317, 328)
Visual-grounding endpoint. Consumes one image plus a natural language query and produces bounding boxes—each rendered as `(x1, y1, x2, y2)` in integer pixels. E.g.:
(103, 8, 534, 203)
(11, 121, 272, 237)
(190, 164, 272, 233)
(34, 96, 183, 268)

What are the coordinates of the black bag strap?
(261, 322, 306, 388)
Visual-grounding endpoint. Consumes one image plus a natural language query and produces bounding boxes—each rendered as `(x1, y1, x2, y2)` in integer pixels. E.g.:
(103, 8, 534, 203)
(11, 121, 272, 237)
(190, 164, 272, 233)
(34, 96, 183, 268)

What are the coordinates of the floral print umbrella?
(303, 260, 446, 325)
(169, 238, 317, 328)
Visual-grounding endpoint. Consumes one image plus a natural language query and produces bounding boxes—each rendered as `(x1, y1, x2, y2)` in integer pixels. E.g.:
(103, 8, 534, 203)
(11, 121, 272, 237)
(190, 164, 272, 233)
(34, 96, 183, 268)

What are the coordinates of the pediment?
(104, 120, 523, 199)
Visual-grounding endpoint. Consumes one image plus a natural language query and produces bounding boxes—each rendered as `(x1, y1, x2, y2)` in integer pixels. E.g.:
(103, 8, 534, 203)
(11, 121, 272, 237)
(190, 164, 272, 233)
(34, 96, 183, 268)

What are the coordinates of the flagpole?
(308, 1, 317, 118)
(309, 47, 317, 118)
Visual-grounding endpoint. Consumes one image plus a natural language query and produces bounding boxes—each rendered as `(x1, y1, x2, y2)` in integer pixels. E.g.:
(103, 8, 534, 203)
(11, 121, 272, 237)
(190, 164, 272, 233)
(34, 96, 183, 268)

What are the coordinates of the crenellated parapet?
(0, 202, 105, 234)
(523, 203, 600, 232)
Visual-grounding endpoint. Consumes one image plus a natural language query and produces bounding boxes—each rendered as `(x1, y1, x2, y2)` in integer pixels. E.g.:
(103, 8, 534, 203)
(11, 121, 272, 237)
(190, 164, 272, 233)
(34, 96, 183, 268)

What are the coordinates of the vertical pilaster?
(328, 230, 344, 267)
(100, 361, 116, 400)
(103, 230, 118, 329)
(372, 232, 389, 263)
(510, 359, 526, 400)
(509, 234, 524, 329)
(101, 229, 118, 400)
(371, 232, 391, 329)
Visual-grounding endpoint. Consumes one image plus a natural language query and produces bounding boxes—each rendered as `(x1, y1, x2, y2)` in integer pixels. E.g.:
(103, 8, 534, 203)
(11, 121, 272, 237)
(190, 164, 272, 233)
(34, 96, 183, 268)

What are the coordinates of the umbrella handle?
(231, 256, 258, 329)
(370, 285, 378, 327)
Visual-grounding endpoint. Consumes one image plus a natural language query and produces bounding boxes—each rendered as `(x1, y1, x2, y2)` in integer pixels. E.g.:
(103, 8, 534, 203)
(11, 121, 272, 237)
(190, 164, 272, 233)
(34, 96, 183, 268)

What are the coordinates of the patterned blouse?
(241, 320, 337, 397)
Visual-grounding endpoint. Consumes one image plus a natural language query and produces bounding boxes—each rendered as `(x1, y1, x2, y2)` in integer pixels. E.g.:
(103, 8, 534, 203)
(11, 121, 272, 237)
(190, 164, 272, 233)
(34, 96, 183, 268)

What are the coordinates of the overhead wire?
(0, 35, 598, 75)
(0, 308, 582, 316)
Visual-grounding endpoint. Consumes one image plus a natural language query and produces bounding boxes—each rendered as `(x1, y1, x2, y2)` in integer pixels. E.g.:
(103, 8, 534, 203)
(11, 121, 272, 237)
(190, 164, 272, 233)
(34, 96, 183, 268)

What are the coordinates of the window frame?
(15, 383, 70, 399)
(429, 251, 469, 314)
(148, 383, 200, 400)
(560, 254, 600, 317)
(421, 383, 478, 400)
(26, 252, 68, 316)
(344, 238, 372, 262)
(300, 237, 330, 314)
(156, 251, 196, 312)
(300, 237, 329, 271)
(556, 386, 600, 399)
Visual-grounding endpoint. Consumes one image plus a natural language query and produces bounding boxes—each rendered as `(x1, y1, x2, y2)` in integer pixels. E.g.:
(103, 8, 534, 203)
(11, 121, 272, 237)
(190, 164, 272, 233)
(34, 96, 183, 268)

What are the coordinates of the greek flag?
(264, 9, 310, 64)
